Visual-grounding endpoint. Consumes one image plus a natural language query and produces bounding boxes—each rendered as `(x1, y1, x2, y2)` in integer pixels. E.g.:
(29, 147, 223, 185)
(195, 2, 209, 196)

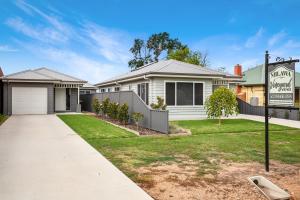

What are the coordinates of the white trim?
(164, 80, 206, 107)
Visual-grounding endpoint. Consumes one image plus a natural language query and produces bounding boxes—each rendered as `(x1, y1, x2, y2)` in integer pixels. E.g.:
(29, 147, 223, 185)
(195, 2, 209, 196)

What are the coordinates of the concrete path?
(234, 114, 300, 129)
(0, 115, 153, 200)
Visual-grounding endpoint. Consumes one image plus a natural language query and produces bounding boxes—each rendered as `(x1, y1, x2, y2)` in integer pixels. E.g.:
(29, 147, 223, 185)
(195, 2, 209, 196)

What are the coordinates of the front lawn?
(0, 115, 8, 125)
(59, 115, 300, 174)
(171, 119, 295, 135)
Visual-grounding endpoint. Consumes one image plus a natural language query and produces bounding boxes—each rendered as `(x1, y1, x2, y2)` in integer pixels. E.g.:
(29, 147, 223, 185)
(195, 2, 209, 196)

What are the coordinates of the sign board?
(268, 63, 295, 106)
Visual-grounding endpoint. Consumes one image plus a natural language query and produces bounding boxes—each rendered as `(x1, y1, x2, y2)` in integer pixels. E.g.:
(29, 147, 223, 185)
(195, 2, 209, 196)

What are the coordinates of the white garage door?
(12, 87, 48, 115)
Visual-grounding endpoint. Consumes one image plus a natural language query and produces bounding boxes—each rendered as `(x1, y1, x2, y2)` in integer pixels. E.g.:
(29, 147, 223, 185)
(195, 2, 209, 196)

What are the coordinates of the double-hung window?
(137, 83, 149, 105)
(165, 82, 204, 106)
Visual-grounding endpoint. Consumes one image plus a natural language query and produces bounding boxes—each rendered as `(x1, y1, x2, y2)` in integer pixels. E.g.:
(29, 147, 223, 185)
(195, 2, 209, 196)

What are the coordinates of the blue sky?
(1, 0, 300, 83)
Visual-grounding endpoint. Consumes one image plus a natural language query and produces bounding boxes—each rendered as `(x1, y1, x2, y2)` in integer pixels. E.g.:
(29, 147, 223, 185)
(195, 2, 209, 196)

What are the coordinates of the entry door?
(12, 87, 48, 115)
(55, 88, 66, 111)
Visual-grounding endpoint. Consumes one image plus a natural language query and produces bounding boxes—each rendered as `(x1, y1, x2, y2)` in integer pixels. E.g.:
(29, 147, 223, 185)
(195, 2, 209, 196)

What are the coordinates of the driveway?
(0, 115, 153, 200)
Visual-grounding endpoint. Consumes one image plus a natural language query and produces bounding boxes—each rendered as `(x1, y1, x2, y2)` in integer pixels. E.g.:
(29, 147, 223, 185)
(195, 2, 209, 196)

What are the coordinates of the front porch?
(54, 83, 81, 113)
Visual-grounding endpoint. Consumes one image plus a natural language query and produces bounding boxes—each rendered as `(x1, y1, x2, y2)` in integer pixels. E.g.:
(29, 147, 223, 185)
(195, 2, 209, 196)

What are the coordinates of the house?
(1, 67, 87, 115)
(95, 59, 243, 120)
(237, 64, 300, 107)
(80, 83, 97, 94)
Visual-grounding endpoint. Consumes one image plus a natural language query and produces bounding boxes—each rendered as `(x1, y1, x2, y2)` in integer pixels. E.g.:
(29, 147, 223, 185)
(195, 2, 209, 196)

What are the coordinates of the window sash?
(165, 82, 204, 106)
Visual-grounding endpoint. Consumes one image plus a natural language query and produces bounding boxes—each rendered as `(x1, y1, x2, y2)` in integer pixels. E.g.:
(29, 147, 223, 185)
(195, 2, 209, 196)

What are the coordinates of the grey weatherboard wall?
(81, 91, 169, 134)
(3, 82, 54, 115)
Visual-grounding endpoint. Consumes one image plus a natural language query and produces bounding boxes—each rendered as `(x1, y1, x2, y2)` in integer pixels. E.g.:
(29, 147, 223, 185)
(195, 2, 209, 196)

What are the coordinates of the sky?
(1, 0, 300, 83)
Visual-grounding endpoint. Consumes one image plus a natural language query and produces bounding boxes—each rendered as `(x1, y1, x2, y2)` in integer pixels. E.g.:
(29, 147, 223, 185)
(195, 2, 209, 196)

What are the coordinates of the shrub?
(118, 103, 129, 124)
(205, 87, 238, 125)
(108, 102, 119, 119)
(284, 110, 290, 119)
(92, 98, 101, 115)
(150, 96, 167, 110)
(102, 98, 110, 116)
(132, 112, 144, 131)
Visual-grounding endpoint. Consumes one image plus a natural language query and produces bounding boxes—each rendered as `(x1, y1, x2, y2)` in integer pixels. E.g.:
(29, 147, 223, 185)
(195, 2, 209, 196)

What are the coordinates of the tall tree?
(128, 32, 184, 70)
(168, 47, 209, 67)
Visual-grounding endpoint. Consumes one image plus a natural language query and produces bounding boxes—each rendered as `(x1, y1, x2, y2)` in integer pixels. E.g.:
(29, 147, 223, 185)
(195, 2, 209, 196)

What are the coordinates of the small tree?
(108, 102, 119, 120)
(92, 98, 101, 116)
(118, 103, 129, 124)
(150, 96, 167, 110)
(131, 112, 144, 131)
(205, 87, 238, 125)
(102, 98, 110, 117)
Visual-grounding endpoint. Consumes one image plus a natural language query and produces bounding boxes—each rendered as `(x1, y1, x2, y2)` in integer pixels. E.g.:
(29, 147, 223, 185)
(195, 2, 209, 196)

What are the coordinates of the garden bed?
(86, 113, 163, 135)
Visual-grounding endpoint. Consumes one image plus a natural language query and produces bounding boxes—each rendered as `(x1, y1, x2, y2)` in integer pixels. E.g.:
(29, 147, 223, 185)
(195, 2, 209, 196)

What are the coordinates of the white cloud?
(6, 17, 69, 44)
(0, 45, 18, 52)
(284, 40, 300, 49)
(83, 22, 131, 64)
(245, 27, 264, 48)
(6, 1, 132, 83)
(268, 30, 286, 46)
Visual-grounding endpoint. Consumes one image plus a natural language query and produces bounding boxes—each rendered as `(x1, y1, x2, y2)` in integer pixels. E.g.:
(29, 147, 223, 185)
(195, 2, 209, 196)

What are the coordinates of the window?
(165, 82, 204, 106)
(86, 90, 91, 94)
(100, 88, 106, 93)
(80, 90, 85, 95)
(166, 83, 175, 105)
(107, 88, 111, 92)
(177, 83, 193, 105)
(194, 83, 203, 105)
(137, 83, 149, 105)
(114, 87, 120, 92)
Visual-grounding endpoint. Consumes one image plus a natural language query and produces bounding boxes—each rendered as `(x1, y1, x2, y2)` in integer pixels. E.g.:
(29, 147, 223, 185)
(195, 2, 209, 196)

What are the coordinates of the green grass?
(58, 115, 136, 139)
(0, 115, 8, 125)
(58, 115, 300, 180)
(171, 119, 295, 135)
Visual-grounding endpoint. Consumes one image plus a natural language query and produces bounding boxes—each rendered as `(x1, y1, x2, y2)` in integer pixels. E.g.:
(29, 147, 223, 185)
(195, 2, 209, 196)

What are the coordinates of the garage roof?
(1, 67, 87, 83)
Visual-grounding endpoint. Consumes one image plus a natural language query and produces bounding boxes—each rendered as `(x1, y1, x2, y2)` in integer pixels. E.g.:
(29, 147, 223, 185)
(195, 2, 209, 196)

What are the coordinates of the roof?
(241, 64, 300, 87)
(1, 67, 87, 83)
(95, 59, 241, 86)
(81, 83, 97, 89)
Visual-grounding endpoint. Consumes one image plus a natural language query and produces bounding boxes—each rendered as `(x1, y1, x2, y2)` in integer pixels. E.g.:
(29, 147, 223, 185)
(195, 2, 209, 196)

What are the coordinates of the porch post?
(76, 86, 81, 113)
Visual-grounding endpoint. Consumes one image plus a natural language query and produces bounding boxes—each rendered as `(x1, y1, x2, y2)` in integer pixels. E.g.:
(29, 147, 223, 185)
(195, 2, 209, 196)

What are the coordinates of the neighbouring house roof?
(95, 59, 242, 87)
(241, 64, 300, 87)
(1, 67, 87, 83)
(81, 83, 97, 89)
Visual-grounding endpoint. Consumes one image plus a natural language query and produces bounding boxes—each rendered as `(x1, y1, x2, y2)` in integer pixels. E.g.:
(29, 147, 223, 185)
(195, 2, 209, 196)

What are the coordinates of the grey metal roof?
(1, 67, 86, 83)
(81, 83, 97, 89)
(95, 59, 241, 86)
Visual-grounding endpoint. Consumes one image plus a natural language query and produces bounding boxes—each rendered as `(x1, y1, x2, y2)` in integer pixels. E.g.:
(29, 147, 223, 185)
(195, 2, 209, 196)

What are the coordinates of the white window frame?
(137, 82, 149, 105)
(164, 80, 205, 107)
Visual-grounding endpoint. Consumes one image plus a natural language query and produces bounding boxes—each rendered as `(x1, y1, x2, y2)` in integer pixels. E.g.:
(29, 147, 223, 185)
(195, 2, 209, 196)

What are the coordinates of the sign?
(268, 63, 295, 106)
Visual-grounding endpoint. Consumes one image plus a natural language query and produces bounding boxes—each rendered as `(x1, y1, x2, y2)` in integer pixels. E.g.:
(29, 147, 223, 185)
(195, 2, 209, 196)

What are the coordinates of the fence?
(80, 91, 169, 133)
(237, 98, 300, 121)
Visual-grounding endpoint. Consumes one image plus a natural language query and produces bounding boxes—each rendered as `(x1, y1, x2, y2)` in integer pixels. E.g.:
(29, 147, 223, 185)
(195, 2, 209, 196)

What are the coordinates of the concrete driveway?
(0, 115, 153, 200)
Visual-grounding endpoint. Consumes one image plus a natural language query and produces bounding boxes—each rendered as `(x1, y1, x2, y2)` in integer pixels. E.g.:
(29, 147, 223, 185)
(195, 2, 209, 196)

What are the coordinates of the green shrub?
(102, 98, 110, 116)
(92, 98, 101, 115)
(118, 103, 129, 124)
(132, 112, 144, 131)
(205, 87, 238, 125)
(108, 102, 120, 119)
(150, 96, 167, 110)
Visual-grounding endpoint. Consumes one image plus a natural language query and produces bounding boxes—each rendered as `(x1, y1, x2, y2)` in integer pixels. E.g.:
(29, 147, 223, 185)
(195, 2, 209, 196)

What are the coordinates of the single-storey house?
(1, 67, 87, 115)
(237, 64, 300, 107)
(80, 83, 97, 95)
(95, 59, 243, 120)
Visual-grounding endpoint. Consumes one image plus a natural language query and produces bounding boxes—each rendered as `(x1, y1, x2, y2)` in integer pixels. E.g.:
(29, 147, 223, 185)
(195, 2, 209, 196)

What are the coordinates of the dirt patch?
(136, 161, 300, 200)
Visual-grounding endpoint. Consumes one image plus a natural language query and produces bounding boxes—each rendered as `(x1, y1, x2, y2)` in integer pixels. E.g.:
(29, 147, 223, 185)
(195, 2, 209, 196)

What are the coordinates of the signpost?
(264, 51, 299, 172)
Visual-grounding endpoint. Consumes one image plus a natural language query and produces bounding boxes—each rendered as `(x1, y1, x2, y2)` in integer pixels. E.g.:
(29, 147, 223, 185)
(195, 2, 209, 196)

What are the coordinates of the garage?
(12, 87, 48, 115)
